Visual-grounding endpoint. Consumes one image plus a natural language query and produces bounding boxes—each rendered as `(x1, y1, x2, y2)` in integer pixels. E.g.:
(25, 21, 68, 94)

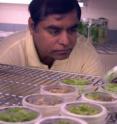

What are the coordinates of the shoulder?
(0, 30, 31, 65)
(74, 34, 97, 54)
(0, 30, 29, 51)
(71, 33, 100, 64)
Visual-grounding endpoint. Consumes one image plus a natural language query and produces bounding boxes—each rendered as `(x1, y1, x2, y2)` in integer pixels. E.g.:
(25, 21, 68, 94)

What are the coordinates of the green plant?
(68, 104, 100, 115)
(77, 19, 107, 45)
(105, 83, 117, 92)
(77, 21, 88, 37)
(0, 107, 38, 122)
(63, 79, 89, 85)
(86, 92, 114, 101)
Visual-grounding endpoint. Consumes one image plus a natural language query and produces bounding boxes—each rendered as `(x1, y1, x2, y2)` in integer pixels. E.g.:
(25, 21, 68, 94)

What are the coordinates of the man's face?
(30, 10, 79, 61)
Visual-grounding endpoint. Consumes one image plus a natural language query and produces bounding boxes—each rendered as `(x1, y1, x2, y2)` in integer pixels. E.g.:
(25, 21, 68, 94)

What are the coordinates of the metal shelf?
(0, 64, 116, 124)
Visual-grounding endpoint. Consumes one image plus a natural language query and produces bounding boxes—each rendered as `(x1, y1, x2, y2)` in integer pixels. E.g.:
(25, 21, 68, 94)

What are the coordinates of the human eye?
(46, 26, 61, 36)
(48, 29, 61, 36)
(68, 24, 78, 34)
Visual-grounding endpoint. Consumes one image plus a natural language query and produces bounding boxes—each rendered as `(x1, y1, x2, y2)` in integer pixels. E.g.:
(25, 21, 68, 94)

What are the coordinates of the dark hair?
(29, 0, 81, 26)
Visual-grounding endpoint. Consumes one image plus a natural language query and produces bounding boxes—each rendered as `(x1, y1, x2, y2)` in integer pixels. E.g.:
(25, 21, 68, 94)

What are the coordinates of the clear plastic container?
(61, 78, 97, 93)
(0, 106, 41, 124)
(60, 101, 107, 124)
(104, 66, 117, 84)
(89, 18, 108, 45)
(40, 83, 80, 102)
(81, 91, 117, 112)
(102, 87, 117, 99)
(103, 66, 117, 98)
(37, 115, 88, 124)
(22, 94, 64, 117)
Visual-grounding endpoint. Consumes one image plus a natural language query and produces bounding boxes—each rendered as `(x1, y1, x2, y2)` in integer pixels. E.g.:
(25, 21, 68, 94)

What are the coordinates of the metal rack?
(0, 64, 103, 106)
(0, 64, 116, 124)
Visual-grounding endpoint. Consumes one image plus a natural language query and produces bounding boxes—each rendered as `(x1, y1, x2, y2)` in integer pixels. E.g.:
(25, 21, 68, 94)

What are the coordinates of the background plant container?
(90, 18, 108, 45)
(78, 18, 108, 45)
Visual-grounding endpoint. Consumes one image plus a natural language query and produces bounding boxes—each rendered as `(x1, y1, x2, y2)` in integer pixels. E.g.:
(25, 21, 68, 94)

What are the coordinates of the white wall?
(0, 0, 117, 29)
(0, 3, 29, 24)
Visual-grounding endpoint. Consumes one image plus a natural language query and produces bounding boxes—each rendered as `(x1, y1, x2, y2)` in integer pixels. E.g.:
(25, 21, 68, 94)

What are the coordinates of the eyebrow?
(67, 23, 79, 30)
(44, 23, 79, 31)
(45, 25, 62, 30)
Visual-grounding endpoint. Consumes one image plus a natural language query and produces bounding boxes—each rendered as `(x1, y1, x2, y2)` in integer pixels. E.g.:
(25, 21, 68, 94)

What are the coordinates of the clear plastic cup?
(40, 83, 80, 102)
(22, 94, 64, 117)
(81, 91, 117, 112)
(61, 78, 94, 93)
(37, 115, 88, 124)
(61, 101, 107, 124)
(0, 106, 41, 124)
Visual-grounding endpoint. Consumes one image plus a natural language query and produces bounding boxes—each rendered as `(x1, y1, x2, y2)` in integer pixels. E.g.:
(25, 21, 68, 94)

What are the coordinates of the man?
(0, 0, 105, 76)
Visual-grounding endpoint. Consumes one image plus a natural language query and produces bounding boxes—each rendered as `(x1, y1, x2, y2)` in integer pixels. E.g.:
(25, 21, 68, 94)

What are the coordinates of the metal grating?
(0, 63, 104, 106)
(0, 64, 116, 124)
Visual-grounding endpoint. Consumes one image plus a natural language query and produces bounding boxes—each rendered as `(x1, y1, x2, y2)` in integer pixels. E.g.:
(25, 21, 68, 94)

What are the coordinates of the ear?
(28, 17, 35, 34)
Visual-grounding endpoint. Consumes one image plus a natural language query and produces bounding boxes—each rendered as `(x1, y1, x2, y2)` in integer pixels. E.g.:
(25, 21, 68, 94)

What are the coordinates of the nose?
(59, 31, 70, 47)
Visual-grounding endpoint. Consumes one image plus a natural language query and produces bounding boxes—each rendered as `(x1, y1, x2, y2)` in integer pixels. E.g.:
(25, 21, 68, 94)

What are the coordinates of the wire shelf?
(0, 64, 116, 124)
